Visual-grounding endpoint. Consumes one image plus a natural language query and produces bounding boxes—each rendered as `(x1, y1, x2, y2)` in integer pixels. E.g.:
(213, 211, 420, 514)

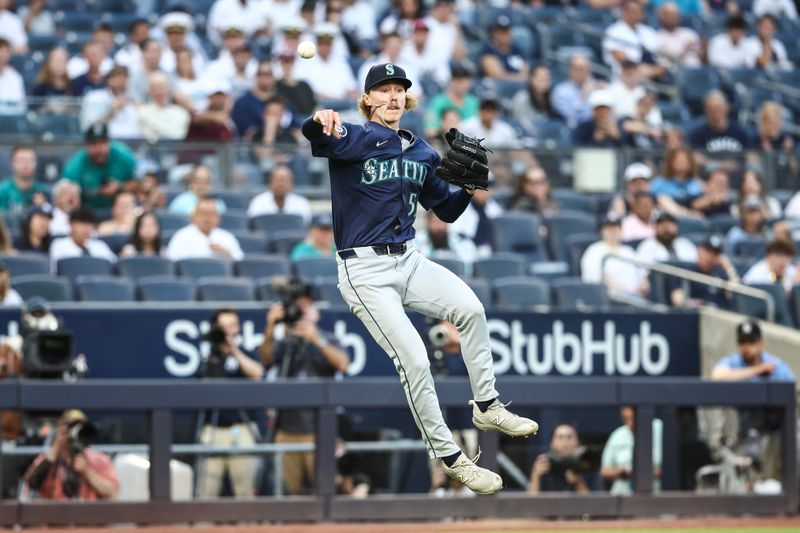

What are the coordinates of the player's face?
(367, 82, 406, 126)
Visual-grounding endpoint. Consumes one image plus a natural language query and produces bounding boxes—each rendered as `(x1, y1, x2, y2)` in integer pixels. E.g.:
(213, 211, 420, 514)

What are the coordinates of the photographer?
(23, 410, 118, 500)
(528, 424, 601, 494)
(196, 308, 264, 499)
(259, 280, 348, 495)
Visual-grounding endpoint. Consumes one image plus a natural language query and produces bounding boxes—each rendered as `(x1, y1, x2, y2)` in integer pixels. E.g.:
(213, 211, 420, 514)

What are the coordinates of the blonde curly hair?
(358, 92, 418, 120)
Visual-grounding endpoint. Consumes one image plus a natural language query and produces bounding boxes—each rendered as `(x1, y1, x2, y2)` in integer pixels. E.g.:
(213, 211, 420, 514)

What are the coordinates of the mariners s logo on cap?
(386, 64, 395, 75)
(364, 62, 413, 92)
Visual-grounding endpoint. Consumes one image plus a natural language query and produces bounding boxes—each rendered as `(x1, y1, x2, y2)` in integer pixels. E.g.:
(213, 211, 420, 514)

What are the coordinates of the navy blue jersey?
(303, 117, 456, 250)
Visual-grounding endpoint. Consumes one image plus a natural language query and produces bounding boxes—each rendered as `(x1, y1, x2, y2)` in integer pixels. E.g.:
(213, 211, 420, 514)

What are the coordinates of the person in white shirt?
(80, 65, 141, 140)
(581, 216, 648, 297)
(0, 262, 21, 306)
(113, 19, 151, 71)
(204, 32, 258, 99)
(167, 196, 244, 261)
(341, 0, 378, 44)
(0, 0, 27, 54)
(207, 0, 268, 46)
(400, 18, 450, 88)
(448, 187, 504, 259)
(602, 0, 664, 80)
(49, 207, 117, 272)
(261, 0, 302, 39)
(293, 24, 357, 102)
(247, 165, 312, 224)
(158, 12, 205, 75)
(753, 0, 798, 21)
(0, 38, 25, 115)
(744, 14, 792, 71)
(742, 238, 800, 295)
(551, 53, 603, 127)
(138, 72, 191, 141)
(459, 98, 520, 150)
(49, 179, 81, 237)
(606, 60, 650, 119)
(129, 38, 165, 104)
(708, 15, 752, 69)
(636, 212, 697, 264)
(66, 27, 114, 80)
(423, 0, 464, 73)
(655, 2, 701, 68)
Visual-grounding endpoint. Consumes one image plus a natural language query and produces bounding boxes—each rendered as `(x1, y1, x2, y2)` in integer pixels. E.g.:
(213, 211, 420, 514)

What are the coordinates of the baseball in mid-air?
(297, 41, 316, 59)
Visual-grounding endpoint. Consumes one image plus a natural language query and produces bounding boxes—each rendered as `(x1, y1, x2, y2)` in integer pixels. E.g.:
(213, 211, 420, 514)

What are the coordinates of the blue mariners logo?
(385, 64, 395, 75)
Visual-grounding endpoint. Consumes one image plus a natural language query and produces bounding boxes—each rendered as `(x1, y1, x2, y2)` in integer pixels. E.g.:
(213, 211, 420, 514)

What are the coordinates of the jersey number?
(408, 193, 418, 217)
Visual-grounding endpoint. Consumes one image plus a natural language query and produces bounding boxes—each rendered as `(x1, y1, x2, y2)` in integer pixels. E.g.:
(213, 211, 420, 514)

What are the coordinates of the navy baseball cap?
(311, 213, 333, 228)
(85, 122, 108, 143)
(736, 319, 762, 343)
(699, 234, 724, 254)
(363, 63, 413, 93)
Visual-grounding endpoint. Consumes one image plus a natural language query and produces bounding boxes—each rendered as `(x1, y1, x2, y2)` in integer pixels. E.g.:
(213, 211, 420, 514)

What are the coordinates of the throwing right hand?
(313, 109, 343, 139)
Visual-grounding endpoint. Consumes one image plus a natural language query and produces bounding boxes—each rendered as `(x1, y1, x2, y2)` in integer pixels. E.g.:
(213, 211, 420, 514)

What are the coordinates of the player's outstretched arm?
(311, 109, 343, 139)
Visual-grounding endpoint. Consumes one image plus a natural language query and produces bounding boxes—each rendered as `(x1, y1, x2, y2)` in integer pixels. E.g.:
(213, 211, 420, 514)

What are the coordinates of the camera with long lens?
(200, 326, 228, 378)
(275, 278, 313, 326)
(20, 298, 80, 379)
(67, 420, 98, 456)
(547, 446, 598, 475)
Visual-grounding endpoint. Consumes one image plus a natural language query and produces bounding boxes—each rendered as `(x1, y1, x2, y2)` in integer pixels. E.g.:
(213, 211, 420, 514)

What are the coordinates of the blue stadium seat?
(197, 277, 256, 302)
(572, 6, 616, 26)
(733, 238, 767, 260)
(492, 276, 550, 309)
(98, 234, 129, 255)
(676, 217, 709, 236)
(529, 260, 570, 282)
(648, 260, 694, 305)
(102, 12, 140, 32)
(0, 116, 31, 136)
(28, 35, 61, 54)
(56, 257, 114, 281)
(13, 274, 73, 302)
(680, 67, 722, 116)
(137, 276, 196, 302)
(659, 101, 691, 126)
(533, 120, 573, 148)
(256, 277, 280, 302)
(220, 212, 248, 232)
(31, 114, 81, 139)
(492, 213, 548, 262)
(466, 278, 491, 306)
(431, 257, 466, 277)
(56, 12, 98, 32)
(232, 231, 268, 254)
(551, 189, 598, 214)
(473, 253, 527, 279)
(176, 257, 232, 279)
(735, 283, 793, 326)
(2, 253, 49, 278)
(117, 256, 176, 280)
(213, 190, 253, 211)
(709, 214, 738, 235)
(249, 213, 305, 233)
(156, 212, 190, 232)
(76, 276, 135, 301)
(565, 233, 599, 276)
(315, 276, 346, 307)
(546, 212, 597, 262)
(89, 0, 135, 13)
(267, 230, 307, 255)
(293, 257, 338, 281)
(234, 255, 291, 280)
(551, 278, 609, 310)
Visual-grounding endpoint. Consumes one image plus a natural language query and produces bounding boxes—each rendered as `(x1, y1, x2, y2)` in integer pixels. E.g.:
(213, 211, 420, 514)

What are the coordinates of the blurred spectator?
(195, 307, 264, 500)
(205, 34, 258, 98)
(379, 0, 424, 39)
(602, 0, 664, 80)
(551, 54, 601, 127)
(669, 235, 738, 308)
(509, 65, 562, 137)
(15, 206, 52, 253)
(756, 102, 796, 176)
(573, 91, 622, 147)
(97, 191, 138, 236)
(136, 166, 166, 211)
(251, 97, 302, 170)
(712, 319, 794, 381)
(581, 216, 648, 297)
(49, 179, 80, 236)
(429, 107, 461, 153)
(620, 88, 664, 149)
(275, 51, 316, 116)
(262, 0, 303, 37)
(621, 192, 656, 241)
(158, 11, 205, 75)
(31, 47, 72, 101)
(459, 98, 520, 150)
(23, 410, 118, 500)
(414, 210, 476, 264)
(138, 72, 191, 141)
(708, 15, 750, 69)
(691, 167, 734, 217)
(0, 217, 11, 254)
(479, 14, 527, 82)
(358, 31, 421, 98)
(732, 168, 782, 219)
(247, 165, 311, 224)
(19, 0, 53, 36)
(0, 146, 47, 212)
(0, 38, 24, 115)
(232, 59, 279, 139)
(207, 0, 268, 46)
(650, 148, 703, 216)
(69, 41, 108, 97)
(753, 0, 798, 20)
(166, 196, 243, 261)
(608, 162, 652, 219)
(294, 24, 357, 102)
(290, 213, 336, 260)
(169, 164, 226, 216)
(269, 18, 306, 67)
(508, 166, 559, 216)
(400, 18, 450, 88)
(448, 188, 503, 259)
(688, 91, 752, 153)
(0, 0, 27, 54)
(743, 239, 800, 294)
(745, 14, 792, 71)
(120, 211, 162, 257)
(80, 66, 142, 140)
(528, 424, 601, 495)
(113, 19, 151, 71)
(655, 1, 701, 68)
(129, 39, 165, 103)
(62, 124, 138, 209)
(67, 24, 114, 77)
(601, 406, 662, 495)
(727, 195, 768, 253)
(606, 60, 647, 119)
(0, 261, 20, 305)
(184, 79, 236, 146)
(423, 64, 478, 138)
(172, 46, 206, 113)
(637, 212, 698, 263)
(340, 0, 379, 49)
(49, 207, 117, 271)
(423, 0, 464, 69)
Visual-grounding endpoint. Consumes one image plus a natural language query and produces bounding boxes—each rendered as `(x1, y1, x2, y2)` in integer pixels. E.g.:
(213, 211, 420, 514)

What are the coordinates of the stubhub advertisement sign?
(0, 307, 699, 378)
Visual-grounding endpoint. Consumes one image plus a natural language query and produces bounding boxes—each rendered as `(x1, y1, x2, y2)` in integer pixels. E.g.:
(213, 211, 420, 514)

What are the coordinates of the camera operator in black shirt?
(259, 279, 349, 495)
(528, 423, 602, 494)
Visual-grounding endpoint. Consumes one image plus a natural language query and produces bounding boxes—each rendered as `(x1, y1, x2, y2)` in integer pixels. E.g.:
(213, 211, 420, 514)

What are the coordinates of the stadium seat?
(137, 276, 196, 302)
(117, 256, 176, 280)
(679, 67, 722, 116)
(256, 277, 281, 302)
(473, 252, 527, 279)
(529, 260, 570, 282)
(250, 213, 305, 233)
(431, 257, 466, 277)
(89, 0, 135, 13)
(551, 278, 609, 311)
(28, 35, 61, 53)
(231, 230, 267, 254)
(234, 255, 291, 280)
(56, 257, 114, 281)
(102, 12, 140, 32)
(98, 234, 129, 255)
(176, 257, 232, 279)
(76, 276, 135, 302)
(550, 189, 598, 214)
(0, 116, 31, 136)
(213, 190, 252, 211)
(13, 274, 73, 302)
(293, 257, 338, 281)
(156, 212, 190, 232)
(658, 101, 691, 126)
(648, 260, 694, 305)
(546, 212, 597, 262)
(565, 233, 599, 276)
(197, 277, 256, 302)
(533, 121, 574, 148)
(492, 213, 548, 262)
(31, 114, 81, 139)
(676, 217, 709, 236)
(466, 278, 491, 306)
(315, 276, 346, 307)
(492, 277, 550, 309)
(709, 214, 738, 236)
(732, 238, 767, 260)
(2, 253, 50, 278)
(56, 11, 97, 32)
(735, 283, 793, 327)
(266, 230, 307, 255)
(220, 212, 249, 232)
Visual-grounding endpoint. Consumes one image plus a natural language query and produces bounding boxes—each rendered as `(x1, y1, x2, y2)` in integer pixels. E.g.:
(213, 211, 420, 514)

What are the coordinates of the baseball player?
(301, 63, 538, 495)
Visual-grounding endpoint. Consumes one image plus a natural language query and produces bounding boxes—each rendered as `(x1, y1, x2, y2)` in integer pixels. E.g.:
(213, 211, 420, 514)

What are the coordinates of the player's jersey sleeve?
(302, 117, 368, 162)
(418, 151, 449, 210)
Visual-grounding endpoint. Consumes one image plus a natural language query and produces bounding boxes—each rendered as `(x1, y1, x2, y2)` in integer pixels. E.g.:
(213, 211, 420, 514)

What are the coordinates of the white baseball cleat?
(470, 400, 539, 437)
(442, 451, 503, 495)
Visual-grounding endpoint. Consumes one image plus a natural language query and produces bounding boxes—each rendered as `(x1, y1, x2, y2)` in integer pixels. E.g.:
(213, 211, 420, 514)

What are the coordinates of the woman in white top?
(172, 47, 208, 113)
(0, 265, 22, 306)
(120, 212, 163, 257)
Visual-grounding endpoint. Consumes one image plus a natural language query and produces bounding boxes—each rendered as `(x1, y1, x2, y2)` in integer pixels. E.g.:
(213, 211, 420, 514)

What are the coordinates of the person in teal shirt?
(61, 123, 138, 209)
(290, 214, 336, 260)
(0, 146, 48, 212)
(423, 64, 480, 138)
